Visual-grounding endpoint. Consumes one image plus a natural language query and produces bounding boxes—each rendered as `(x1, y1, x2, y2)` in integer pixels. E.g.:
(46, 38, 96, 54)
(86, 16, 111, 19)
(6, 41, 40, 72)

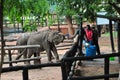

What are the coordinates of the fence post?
(104, 57, 110, 80)
(117, 22, 120, 63)
(22, 68, 29, 80)
(8, 50, 12, 66)
(61, 60, 67, 80)
(118, 71, 120, 80)
(109, 20, 115, 52)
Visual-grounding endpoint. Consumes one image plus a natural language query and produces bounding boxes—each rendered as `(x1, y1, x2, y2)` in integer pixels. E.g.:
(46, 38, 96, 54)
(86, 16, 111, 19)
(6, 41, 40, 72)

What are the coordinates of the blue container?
(86, 45, 96, 56)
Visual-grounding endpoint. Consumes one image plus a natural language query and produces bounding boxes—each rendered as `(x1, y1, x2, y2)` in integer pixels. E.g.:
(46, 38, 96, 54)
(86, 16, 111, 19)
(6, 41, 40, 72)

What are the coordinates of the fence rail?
(4, 45, 40, 50)
(1, 38, 120, 80)
(0, 38, 72, 66)
(61, 43, 120, 80)
(3, 57, 41, 64)
(2, 62, 61, 73)
(2, 44, 40, 66)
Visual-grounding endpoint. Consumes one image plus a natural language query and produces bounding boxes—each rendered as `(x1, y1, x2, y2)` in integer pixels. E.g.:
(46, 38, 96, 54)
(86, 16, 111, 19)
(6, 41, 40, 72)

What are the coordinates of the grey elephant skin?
(16, 30, 65, 65)
(16, 32, 36, 60)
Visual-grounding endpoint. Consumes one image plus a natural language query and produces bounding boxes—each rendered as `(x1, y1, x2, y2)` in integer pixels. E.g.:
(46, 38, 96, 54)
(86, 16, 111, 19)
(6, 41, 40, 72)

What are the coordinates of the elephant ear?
(48, 31, 64, 45)
(48, 31, 54, 42)
(47, 31, 59, 42)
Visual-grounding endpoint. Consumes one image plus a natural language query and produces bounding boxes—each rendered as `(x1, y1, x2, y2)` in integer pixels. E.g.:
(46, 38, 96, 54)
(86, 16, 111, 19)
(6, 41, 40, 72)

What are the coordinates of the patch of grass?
(101, 31, 117, 37)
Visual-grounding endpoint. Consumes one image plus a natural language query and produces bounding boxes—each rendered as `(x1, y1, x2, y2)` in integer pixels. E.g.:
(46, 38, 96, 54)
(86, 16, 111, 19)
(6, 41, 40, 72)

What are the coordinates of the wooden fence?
(0, 37, 73, 67)
(1, 37, 120, 80)
(61, 43, 120, 80)
(1, 42, 120, 80)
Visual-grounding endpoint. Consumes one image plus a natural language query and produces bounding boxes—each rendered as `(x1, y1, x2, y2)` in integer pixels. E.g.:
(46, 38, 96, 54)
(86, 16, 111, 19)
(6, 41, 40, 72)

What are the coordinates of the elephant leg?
(46, 49, 53, 63)
(33, 52, 41, 65)
(51, 54, 55, 59)
(23, 48, 27, 59)
(23, 49, 28, 64)
(51, 46, 59, 62)
(24, 48, 34, 65)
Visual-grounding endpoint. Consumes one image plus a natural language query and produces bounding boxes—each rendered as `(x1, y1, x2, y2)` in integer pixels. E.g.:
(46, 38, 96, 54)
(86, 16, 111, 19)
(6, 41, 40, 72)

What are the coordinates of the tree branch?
(108, 1, 120, 15)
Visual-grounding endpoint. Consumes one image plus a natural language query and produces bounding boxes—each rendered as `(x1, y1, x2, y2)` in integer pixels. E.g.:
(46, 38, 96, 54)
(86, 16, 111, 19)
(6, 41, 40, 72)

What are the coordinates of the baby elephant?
(26, 30, 65, 64)
(16, 32, 37, 61)
(16, 30, 65, 65)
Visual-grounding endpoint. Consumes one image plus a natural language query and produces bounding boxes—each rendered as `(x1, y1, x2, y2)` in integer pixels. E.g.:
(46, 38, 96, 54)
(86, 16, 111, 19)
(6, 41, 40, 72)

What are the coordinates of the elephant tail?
(15, 48, 26, 60)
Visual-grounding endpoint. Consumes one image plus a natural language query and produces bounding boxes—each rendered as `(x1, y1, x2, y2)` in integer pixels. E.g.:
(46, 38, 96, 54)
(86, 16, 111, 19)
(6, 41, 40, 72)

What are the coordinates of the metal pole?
(117, 22, 120, 63)
(79, 16, 83, 54)
(0, 0, 5, 75)
(8, 50, 12, 66)
(109, 20, 115, 52)
(104, 57, 110, 80)
(77, 16, 83, 55)
(22, 68, 29, 80)
(61, 60, 67, 80)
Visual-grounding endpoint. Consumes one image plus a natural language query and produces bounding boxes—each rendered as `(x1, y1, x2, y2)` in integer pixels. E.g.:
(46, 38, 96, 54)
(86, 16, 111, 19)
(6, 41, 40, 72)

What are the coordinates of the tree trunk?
(66, 15, 74, 35)
(108, 2, 120, 15)
(57, 15, 60, 32)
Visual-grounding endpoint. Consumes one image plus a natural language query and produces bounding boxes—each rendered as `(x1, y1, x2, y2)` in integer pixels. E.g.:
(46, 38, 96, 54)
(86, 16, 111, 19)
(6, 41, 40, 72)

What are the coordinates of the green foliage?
(102, 31, 117, 37)
(54, 0, 120, 23)
(48, 17, 55, 27)
(54, 0, 102, 23)
(98, 0, 120, 18)
(3, 0, 52, 32)
(23, 24, 37, 32)
(23, 19, 37, 32)
(3, 0, 120, 32)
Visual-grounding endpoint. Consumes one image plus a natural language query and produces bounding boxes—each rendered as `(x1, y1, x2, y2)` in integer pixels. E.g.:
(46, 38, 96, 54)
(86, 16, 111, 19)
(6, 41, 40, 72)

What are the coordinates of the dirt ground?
(1, 33, 120, 80)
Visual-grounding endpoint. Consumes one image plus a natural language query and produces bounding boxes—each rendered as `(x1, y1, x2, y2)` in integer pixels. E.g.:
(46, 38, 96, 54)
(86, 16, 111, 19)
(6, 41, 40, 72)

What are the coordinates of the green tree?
(3, 0, 120, 33)
(53, 0, 103, 35)
(52, 0, 120, 35)
(96, 0, 120, 22)
(3, 0, 51, 32)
